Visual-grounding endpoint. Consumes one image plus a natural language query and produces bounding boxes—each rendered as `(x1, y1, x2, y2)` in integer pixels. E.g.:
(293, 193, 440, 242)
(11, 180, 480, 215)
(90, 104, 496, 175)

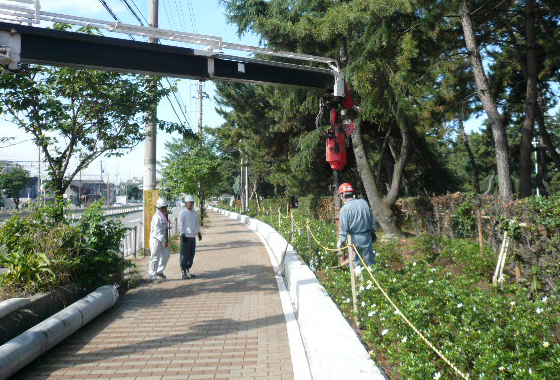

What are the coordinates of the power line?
(118, 0, 144, 26)
(128, 0, 149, 24)
(96, 0, 119, 21)
(96, 0, 191, 129)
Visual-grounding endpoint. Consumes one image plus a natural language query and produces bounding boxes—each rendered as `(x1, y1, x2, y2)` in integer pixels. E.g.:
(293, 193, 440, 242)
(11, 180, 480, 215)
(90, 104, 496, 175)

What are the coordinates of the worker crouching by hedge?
(337, 183, 377, 268)
(178, 195, 202, 279)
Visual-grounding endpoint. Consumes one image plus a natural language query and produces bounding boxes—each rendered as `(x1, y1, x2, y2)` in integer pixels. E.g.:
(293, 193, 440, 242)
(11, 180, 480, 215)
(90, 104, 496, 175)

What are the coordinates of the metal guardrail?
(121, 214, 179, 259)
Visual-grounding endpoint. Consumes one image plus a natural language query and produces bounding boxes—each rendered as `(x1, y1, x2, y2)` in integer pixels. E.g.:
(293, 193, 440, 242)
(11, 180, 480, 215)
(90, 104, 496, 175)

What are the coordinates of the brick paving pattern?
(13, 211, 294, 380)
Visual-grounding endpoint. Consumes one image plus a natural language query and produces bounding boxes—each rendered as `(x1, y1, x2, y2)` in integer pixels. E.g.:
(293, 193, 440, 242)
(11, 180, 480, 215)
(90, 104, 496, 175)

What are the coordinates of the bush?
(0, 200, 129, 297)
(324, 258, 560, 379)
(230, 204, 560, 380)
(76, 201, 129, 287)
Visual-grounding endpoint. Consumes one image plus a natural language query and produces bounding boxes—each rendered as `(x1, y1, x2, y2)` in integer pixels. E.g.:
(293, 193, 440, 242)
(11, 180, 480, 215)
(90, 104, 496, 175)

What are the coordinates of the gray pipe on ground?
(0, 285, 119, 380)
(0, 298, 30, 319)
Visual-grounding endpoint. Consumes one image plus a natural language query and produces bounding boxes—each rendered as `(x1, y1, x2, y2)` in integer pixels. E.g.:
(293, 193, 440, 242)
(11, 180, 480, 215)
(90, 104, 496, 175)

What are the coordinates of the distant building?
(0, 160, 19, 174)
(66, 179, 110, 206)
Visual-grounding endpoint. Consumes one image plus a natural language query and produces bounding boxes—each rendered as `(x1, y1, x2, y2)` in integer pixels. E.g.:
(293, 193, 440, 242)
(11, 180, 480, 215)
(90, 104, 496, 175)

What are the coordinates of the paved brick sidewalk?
(13, 211, 294, 380)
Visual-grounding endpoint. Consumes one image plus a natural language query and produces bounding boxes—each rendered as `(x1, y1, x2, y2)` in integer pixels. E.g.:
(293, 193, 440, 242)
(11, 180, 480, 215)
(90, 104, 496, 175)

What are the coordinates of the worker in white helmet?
(148, 197, 170, 282)
(178, 194, 202, 279)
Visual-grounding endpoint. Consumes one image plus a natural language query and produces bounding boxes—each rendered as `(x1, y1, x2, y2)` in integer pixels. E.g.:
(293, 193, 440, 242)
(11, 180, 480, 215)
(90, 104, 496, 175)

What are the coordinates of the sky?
(0, 0, 259, 182)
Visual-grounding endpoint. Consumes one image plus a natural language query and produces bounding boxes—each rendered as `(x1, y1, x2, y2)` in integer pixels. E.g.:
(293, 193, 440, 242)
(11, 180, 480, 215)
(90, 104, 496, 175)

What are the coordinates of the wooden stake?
(278, 207, 282, 227)
(347, 236, 359, 328)
(476, 209, 483, 255)
(290, 212, 294, 237)
(307, 218, 312, 253)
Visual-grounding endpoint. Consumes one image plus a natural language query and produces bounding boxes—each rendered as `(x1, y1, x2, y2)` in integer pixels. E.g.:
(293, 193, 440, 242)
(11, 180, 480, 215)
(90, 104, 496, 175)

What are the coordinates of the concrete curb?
(209, 206, 387, 380)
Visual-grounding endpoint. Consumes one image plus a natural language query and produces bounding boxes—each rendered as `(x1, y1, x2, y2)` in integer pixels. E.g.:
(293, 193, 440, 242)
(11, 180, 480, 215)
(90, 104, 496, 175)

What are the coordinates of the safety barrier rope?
(351, 245, 471, 380)
(260, 208, 472, 380)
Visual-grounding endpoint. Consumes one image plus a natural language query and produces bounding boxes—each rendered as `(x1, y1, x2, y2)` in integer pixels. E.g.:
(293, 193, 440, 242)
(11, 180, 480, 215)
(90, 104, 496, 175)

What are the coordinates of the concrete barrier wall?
(209, 207, 387, 380)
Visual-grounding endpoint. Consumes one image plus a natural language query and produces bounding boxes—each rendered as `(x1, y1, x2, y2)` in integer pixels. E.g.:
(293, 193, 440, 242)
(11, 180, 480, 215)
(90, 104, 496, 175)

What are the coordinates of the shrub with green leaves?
(324, 260, 560, 379)
(76, 201, 129, 287)
(231, 204, 560, 380)
(0, 200, 129, 297)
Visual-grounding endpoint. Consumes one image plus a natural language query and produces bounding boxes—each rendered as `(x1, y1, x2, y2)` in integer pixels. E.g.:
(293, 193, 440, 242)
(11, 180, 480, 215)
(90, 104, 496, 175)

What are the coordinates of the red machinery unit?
(325, 90, 354, 172)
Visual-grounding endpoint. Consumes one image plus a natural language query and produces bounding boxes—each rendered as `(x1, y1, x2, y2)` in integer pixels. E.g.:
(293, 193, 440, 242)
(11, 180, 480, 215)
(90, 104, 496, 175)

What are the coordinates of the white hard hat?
(156, 198, 168, 208)
(185, 195, 195, 202)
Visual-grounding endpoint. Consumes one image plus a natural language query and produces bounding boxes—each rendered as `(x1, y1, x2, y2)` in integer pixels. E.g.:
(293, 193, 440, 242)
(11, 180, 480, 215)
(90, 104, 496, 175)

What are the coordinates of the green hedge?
(232, 205, 560, 380)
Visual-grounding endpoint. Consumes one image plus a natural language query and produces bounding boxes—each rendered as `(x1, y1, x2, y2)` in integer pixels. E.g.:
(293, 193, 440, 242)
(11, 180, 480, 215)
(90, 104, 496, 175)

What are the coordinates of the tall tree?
(0, 166, 30, 210)
(458, 0, 513, 199)
(0, 63, 174, 198)
(160, 137, 224, 224)
(519, 0, 538, 197)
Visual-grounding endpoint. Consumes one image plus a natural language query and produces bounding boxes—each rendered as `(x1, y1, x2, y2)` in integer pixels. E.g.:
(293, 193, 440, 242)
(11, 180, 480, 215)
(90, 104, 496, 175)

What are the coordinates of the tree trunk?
(536, 96, 560, 169)
(458, 115, 481, 194)
(376, 123, 394, 189)
(351, 118, 403, 237)
(536, 138, 548, 197)
(385, 108, 409, 206)
(507, 21, 560, 172)
(459, 0, 513, 199)
(519, 0, 538, 197)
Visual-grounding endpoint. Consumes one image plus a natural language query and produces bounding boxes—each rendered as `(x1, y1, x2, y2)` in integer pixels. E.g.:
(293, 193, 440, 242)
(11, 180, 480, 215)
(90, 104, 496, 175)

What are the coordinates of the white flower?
(542, 296, 548, 304)
(381, 329, 388, 336)
(428, 279, 434, 284)
(457, 303, 463, 308)
(413, 261, 417, 266)
(401, 336, 407, 343)
(394, 310, 400, 315)
(359, 286, 365, 291)
(536, 307, 543, 314)
(434, 372, 441, 380)
(355, 266, 363, 276)
(346, 298, 351, 303)
(510, 301, 516, 306)
(366, 282, 372, 290)
(368, 311, 374, 317)
(543, 341, 550, 348)
(431, 268, 437, 272)
(361, 301, 366, 307)
(499, 366, 505, 371)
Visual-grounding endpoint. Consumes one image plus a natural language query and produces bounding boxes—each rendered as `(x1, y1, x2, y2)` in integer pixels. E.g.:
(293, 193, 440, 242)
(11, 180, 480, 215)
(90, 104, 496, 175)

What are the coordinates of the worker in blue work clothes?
(149, 198, 170, 282)
(336, 183, 377, 268)
(178, 195, 202, 279)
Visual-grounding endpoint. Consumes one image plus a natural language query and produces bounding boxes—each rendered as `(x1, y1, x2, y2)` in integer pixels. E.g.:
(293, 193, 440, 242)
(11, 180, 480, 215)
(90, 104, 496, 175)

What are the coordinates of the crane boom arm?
(0, 21, 341, 94)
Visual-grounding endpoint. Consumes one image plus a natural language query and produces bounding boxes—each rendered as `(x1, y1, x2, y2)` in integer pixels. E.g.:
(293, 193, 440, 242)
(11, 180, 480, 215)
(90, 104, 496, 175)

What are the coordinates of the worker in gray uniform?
(149, 197, 170, 282)
(337, 182, 377, 268)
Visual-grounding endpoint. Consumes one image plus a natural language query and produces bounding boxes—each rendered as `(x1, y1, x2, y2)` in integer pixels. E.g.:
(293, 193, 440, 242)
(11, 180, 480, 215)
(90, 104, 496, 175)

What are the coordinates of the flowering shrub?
(324, 260, 560, 379)
(227, 204, 560, 380)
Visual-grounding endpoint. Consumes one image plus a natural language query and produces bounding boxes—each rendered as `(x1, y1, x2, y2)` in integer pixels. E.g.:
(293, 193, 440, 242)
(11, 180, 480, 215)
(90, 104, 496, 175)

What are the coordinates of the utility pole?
(143, 0, 159, 249)
(196, 81, 206, 144)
